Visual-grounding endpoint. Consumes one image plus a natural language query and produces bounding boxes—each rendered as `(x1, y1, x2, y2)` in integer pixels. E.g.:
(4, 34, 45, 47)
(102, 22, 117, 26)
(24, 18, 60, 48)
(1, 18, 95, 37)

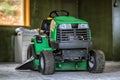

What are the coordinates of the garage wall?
(0, 27, 15, 62)
(30, 0, 78, 28)
(78, 0, 113, 60)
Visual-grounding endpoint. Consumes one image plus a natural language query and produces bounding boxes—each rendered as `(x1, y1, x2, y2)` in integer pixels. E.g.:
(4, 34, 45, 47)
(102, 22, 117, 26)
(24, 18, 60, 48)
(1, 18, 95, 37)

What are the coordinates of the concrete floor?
(0, 61, 120, 80)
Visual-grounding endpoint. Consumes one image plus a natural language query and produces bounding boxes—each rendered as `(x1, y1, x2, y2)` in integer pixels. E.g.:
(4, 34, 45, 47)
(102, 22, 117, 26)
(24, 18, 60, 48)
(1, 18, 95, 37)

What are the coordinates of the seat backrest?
(41, 19, 52, 36)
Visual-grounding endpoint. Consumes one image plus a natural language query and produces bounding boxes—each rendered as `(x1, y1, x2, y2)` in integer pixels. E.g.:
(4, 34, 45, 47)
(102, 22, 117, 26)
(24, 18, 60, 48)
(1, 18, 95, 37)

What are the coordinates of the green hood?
(54, 16, 88, 24)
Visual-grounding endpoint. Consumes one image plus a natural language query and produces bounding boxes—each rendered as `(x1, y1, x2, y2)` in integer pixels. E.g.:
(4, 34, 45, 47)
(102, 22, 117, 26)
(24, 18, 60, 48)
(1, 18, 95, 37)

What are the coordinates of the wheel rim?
(40, 57, 44, 70)
(88, 56, 95, 68)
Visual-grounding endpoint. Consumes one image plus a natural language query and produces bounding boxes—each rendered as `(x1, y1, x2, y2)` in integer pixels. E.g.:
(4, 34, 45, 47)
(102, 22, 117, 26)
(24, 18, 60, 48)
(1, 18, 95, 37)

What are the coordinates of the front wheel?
(39, 51, 55, 75)
(88, 50, 105, 73)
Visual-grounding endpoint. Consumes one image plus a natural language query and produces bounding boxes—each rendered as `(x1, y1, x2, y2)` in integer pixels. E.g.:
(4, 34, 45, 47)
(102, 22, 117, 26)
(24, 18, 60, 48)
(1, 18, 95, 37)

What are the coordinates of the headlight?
(78, 24, 89, 29)
(59, 24, 72, 29)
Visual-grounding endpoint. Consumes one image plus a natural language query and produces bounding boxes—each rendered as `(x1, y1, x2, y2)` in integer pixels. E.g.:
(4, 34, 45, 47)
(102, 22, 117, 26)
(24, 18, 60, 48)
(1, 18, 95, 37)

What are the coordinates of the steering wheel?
(49, 10, 69, 18)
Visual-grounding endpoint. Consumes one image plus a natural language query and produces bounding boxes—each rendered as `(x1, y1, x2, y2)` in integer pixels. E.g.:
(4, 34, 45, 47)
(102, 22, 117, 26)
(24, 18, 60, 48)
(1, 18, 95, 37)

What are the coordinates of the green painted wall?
(0, 27, 15, 62)
(30, 0, 78, 28)
(78, 0, 113, 60)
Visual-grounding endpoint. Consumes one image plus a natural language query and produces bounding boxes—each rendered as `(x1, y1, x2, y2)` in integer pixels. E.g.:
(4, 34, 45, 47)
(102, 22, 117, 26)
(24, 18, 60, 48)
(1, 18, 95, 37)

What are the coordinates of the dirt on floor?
(0, 61, 120, 80)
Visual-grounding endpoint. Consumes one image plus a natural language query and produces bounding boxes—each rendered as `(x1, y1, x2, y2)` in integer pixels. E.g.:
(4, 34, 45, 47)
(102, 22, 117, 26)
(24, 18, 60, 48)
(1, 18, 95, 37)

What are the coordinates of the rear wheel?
(88, 50, 105, 73)
(39, 51, 55, 75)
(27, 44, 35, 59)
(26, 44, 35, 70)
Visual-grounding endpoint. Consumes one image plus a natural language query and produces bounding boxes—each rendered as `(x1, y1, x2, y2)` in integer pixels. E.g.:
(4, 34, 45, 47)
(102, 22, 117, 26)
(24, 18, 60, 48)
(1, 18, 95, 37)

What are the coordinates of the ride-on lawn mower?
(16, 10, 105, 75)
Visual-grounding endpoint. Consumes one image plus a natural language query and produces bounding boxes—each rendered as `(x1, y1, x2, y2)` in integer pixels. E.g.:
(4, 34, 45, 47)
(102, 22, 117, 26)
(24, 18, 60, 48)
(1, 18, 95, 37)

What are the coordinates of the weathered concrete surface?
(0, 61, 120, 80)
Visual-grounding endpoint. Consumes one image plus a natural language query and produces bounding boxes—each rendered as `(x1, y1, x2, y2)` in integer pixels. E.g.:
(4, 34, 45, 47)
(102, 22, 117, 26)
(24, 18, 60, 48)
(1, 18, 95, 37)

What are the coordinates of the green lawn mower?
(16, 10, 105, 75)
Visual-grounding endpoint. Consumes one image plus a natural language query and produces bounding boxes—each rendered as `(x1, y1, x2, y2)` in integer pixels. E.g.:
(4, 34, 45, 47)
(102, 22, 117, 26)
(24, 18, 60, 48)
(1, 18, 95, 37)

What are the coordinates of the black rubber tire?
(88, 50, 105, 73)
(39, 51, 55, 75)
(27, 44, 35, 59)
